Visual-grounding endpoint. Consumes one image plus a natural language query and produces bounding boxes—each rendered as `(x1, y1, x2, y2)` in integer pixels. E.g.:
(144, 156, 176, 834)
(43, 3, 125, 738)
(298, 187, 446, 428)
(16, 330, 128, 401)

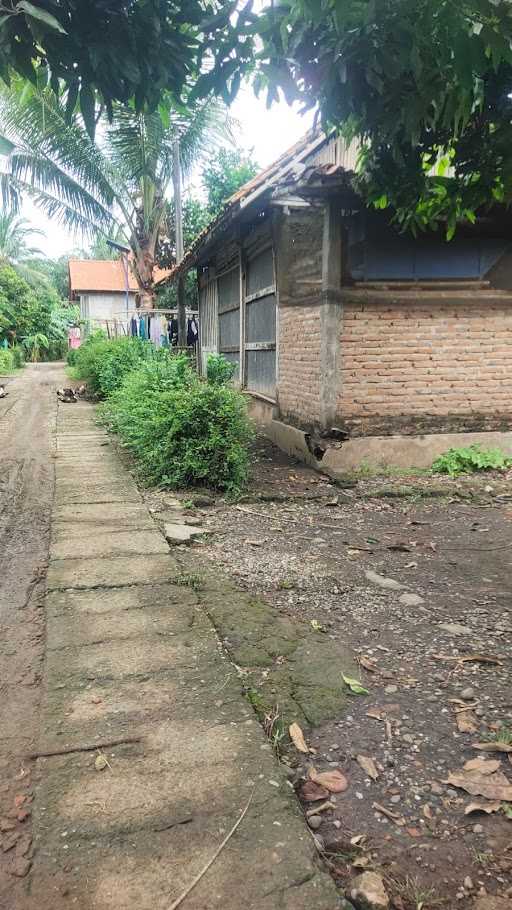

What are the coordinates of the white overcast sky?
(23, 85, 315, 259)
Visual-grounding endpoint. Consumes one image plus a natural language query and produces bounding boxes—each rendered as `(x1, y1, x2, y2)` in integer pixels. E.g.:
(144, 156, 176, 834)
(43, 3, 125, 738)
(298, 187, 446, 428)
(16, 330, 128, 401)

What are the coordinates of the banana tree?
(0, 75, 230, 307)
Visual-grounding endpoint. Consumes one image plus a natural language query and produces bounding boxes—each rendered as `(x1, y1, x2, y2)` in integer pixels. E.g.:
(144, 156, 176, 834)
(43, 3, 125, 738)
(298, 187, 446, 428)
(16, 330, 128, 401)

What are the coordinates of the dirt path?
(0, 363, 67, 904)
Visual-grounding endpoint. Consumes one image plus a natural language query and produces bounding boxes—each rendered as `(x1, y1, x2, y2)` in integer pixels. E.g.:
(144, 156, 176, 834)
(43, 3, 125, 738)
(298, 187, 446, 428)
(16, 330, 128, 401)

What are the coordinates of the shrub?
(206, 353, 237, 386)
(432, 444, 512, 476)
(100, 354, 253, 493)
(0, 348, 14, 373)
(11, 345, 25, 368)
(73, 333, 158, 397)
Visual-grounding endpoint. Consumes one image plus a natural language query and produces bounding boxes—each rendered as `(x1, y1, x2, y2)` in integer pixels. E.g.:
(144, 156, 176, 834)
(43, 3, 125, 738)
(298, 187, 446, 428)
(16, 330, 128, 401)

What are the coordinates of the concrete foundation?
(261, 413, 512, 474)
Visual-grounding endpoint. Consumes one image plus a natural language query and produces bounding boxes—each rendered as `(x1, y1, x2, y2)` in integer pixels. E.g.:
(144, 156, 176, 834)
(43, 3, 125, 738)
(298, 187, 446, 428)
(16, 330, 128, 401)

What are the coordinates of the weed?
(482, 725, 512, 745)
(182, 500, 194, 510)
(262, 705, 286, 758)
(277, 579, 295, 590)
(174, 572, 203, 592)
(391, 875, 444, 909)
(472, 848, 493, 868)
(432, 444, 512, 476)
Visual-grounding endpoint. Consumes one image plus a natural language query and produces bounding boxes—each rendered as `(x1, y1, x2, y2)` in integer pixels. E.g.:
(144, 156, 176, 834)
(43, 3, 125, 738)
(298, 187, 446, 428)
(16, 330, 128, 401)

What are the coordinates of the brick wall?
(278, 306, 322, 423)
(339, 299, 512, 422)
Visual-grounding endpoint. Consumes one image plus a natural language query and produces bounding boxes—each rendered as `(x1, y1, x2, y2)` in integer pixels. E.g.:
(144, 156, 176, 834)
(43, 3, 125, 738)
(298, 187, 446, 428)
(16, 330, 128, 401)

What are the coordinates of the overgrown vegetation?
(79, 340, 252, 493)
(71, 333, 162, 396)
(0, 264, 74, 362)
(432, 444, 512, 477)
(0, 345, 24, 374)
(99, 351, 252, 493)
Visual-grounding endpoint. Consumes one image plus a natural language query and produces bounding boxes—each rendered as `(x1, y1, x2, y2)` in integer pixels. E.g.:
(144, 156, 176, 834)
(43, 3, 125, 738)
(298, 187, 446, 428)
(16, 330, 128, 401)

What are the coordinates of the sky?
(22, 86, 315, 259)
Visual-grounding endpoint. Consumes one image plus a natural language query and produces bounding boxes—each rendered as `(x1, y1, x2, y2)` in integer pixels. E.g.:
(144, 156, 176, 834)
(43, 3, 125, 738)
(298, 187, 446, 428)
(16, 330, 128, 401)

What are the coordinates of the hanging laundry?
(169, 317, 178, 346)
(130, 316, 139, 337)
(187, 317, 198, 346)
(68, 326, 81, 349)
(139, 315, 146, 339)
(150, 314, 162, 347)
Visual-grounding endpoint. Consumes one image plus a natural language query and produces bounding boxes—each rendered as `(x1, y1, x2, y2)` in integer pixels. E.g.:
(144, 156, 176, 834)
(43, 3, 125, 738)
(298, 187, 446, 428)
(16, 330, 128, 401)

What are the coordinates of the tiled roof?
(69, 259, 171, 293)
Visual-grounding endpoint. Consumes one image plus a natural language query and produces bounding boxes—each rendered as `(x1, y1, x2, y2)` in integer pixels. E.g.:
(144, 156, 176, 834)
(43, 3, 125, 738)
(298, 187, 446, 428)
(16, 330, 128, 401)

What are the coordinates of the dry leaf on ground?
(359, 656, 377, 672)
(444, 770, 512, 802)
(309, 767, 348, 793)
(464, 757, 501, 775)
(473, 741, 512, 753)
(464, 801, 503, 815)
(300, 780, 330, 802)
(94, 754, 108, 771)
(289, 722, 310, 754)
(456, 709, 478, 733)
(356, 754, 379, 781)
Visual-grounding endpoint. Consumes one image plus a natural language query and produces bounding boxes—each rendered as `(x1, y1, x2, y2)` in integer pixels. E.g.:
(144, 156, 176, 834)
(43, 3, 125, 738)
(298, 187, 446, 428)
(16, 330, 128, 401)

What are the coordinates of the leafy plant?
(72, 334, 157, 396)
(432, 445, 512, 477)
(206, 353, 237, 386)
(0, 348, 14, 373)
(22, 332, 50, 362)
(100, 353, 253, 493)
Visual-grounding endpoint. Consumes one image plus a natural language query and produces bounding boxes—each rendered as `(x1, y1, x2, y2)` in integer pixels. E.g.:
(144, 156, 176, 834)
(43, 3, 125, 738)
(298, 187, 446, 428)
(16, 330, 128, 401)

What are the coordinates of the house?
(69, 259, 139, 326)
(68, 259, 170, 328)
(166, 130, 512, 472)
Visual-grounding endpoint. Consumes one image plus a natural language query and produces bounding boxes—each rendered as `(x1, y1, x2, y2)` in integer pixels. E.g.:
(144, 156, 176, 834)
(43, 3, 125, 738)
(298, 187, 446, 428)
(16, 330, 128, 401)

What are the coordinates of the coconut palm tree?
(0, 210, 47, 285)
(0, 75, 230, 307)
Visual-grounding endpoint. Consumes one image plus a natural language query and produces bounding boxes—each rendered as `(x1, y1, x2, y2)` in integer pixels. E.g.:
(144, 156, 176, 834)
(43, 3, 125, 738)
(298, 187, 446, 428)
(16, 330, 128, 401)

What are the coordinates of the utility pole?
(172, 139, 186, 347)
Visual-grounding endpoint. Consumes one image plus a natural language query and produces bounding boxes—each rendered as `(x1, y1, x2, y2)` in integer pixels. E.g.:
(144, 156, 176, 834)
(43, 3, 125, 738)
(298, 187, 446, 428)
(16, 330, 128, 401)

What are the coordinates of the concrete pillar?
(319, 199, 343, 429)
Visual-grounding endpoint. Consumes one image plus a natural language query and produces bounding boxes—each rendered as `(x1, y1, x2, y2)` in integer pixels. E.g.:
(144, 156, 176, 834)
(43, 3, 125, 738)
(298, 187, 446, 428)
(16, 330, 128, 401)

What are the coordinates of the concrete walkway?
(29, 401, 341, 909)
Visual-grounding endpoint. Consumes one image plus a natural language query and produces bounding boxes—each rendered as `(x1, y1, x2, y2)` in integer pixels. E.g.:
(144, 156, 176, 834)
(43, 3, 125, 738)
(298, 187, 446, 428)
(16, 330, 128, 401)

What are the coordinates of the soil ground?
(0, 363, 67, 908)
(145, 436, 512, 910)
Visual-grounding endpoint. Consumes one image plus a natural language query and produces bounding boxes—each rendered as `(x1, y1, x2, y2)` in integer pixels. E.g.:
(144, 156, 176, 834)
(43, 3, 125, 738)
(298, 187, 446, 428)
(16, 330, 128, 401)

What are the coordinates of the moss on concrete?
(191, 562, 356, 728)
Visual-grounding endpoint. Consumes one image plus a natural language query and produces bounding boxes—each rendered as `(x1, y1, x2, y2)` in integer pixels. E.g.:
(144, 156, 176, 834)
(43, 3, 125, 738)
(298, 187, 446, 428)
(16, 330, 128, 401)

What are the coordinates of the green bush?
(100, 354, 253, 493)
(11, 345, 25, 368)
(73, 334, 166, 397)
(206, 353, 237, 386)
(432, 444, 512, 476)
(0, 348, 14, 373)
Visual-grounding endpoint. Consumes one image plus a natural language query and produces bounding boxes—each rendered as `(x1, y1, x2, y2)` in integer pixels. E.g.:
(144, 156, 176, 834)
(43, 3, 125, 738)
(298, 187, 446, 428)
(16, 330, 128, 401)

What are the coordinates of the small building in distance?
(68, 258, 139, 328)
(166, 129, 512, 474)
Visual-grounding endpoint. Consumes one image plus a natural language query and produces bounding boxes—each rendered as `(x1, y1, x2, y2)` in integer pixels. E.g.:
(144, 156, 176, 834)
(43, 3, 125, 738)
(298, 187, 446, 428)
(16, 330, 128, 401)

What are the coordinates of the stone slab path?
(29, 401, 341, 909)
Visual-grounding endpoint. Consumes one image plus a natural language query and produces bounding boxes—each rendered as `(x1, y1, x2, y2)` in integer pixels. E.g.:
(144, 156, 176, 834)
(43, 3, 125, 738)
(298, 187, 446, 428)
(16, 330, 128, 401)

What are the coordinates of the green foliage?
(100, 354, 253, 493)
(0, 263, 74, 360)
(432, 445, 512, 477)
(73, 334, 157, 397)
(256, 0, 512, 231)
(0, 348, 14, 373)
(206, 353, 237, 386)
(0, 1, 254, 137)
(202, 148, 259, 216)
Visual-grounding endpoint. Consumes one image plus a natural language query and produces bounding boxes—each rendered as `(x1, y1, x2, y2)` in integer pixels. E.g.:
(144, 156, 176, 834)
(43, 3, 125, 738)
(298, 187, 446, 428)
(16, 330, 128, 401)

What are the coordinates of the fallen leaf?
(464, 801, 502, 815)
(352, 856, 370, 868)
(473, 741, 512, 754)
(94, 754, 108, 771)
(356, 754, 379, 781)
(464, 757, 501, 775)
(406, 827, 422, 837)
(342, 674, 369, 696)
(13, 795, 26, 809)
(359, 656, 377, 672)
(444, 770, 512, 801)
(404, 561, 418, 569)
(300, 780, 329, 802)
(91, 695, 102, 705)
(309, 767, 348, 793)
(423, 804, 433, 819)
(350, 834, 366, 846)
(456, 709, 478, 733)
(289, 722, 310, 755)
(366, 708, 386, 721)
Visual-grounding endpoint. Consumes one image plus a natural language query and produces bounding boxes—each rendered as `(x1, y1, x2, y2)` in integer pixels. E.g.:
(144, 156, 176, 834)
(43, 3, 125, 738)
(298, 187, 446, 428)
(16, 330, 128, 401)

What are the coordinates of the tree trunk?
(132, 244, 156, 309)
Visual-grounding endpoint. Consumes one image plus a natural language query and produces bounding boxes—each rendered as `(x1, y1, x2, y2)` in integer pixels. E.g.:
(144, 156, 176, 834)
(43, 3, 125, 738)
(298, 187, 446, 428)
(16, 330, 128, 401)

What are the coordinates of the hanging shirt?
(150, 314, 162, 347)
(187, 317, 198, 346)
(130, 316, 138, 337)
(139, 315, 146, 340)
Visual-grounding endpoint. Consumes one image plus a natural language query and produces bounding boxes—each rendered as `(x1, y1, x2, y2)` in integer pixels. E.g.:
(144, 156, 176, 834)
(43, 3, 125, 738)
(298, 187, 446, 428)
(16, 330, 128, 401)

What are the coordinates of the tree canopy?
(0, 0, 255, 138)
(257, 0, 512, 233)
(202, 147, 258, 216)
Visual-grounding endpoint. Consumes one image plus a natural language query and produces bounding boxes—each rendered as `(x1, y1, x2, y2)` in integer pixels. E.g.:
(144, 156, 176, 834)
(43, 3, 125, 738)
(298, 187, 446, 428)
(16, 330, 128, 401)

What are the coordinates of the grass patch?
(174, 571, 204, 592)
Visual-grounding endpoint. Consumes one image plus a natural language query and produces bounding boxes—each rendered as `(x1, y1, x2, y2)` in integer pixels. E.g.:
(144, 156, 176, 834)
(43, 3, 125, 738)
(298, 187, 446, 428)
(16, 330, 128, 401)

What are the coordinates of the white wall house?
(68, 259, 140, 329)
